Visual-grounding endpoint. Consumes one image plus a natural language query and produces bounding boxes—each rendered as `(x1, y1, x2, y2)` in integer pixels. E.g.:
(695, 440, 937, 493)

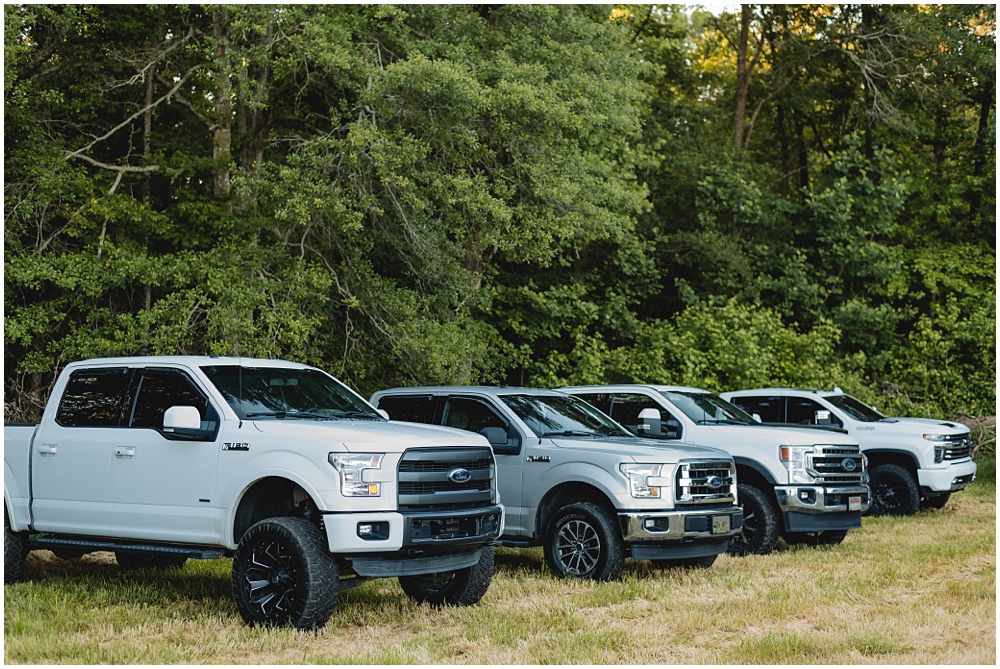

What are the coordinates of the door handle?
(115, 446, 136, 459)
(38, 444, 58, 456)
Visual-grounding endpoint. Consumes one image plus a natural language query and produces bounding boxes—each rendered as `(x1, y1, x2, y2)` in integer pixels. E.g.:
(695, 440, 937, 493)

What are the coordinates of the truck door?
(30, 367, 132, 535)
(111, 367, 222, 544)
(441, 397, 525, 535)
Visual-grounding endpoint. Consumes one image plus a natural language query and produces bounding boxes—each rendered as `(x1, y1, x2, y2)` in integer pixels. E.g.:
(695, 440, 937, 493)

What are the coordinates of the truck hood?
(735, 423, 860, 446)
(548, 436, 731, 463)
(251, 419, 489, 453)
(858, 417, 970, 437)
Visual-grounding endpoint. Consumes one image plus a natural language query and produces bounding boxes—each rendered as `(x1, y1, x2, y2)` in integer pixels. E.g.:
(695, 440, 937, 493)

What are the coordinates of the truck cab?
(370, 386, 743, 580)
(560, 384, 871, 555)
(721, 388, 977, 516)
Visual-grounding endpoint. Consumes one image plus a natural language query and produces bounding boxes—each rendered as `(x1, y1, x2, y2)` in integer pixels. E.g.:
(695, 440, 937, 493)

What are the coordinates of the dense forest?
(4, 4, 995, 423)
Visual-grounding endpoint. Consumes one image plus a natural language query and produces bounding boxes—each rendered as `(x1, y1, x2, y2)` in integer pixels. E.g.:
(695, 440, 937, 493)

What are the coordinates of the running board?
(30, 535, 225, 560)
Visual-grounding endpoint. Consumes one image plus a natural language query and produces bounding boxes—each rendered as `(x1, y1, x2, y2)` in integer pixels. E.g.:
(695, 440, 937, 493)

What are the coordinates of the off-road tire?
(543, 502, 625, 581)
(651, 554, 718, 570)
(4, 507, 30, 583)
(399, 545, 494, 607)
(727, 483, 780, 557)
(868, 464, 920, 517)
(920, 493, 951, 510)
(232, 517, 339, 629)
(782, 529, 848, 546)
(115, 552, 188, 571)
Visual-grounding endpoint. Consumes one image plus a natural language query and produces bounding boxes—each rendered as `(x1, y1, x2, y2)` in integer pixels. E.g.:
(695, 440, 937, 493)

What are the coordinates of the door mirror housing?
(814, 409, 833, 425)
(637, 408, 662, 438)
(752, 413, 763, 424)
(480, 427, 522, 455)
(163, 405, 214, 441)
(376, 408, 390, 420)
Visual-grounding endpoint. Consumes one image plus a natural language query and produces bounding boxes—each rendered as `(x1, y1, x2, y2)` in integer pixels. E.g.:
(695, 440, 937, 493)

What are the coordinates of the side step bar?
(30, 535, 225, 560)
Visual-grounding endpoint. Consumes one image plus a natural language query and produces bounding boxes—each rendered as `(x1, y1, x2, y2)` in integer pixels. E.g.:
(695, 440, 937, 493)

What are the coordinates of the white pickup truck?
(721, 388, 977, 516)
(370, 386, 744, 580)
(4, 356, 503, 629)
(561, 385, 871, 555)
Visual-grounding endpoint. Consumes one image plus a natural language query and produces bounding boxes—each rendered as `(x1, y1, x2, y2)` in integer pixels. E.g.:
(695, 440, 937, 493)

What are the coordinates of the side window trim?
(127, 367, 220, 441)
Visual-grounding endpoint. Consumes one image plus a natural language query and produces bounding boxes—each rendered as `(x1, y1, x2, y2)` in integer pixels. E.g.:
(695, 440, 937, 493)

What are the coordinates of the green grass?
(5, 460, 996, 664)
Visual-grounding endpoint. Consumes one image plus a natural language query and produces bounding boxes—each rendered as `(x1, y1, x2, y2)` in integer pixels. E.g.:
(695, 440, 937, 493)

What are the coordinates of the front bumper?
(918, 460, 977, 493)
(323, 505, 503, 554)
(619, 505, 743, 543)
(776, 485, 869, 533)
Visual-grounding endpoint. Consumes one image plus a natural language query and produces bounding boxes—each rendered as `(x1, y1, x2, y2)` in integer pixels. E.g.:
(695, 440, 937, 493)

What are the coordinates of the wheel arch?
(865, 449, 919, 476)
(229, 476, 323, 546)
(534, 481, 618, 540)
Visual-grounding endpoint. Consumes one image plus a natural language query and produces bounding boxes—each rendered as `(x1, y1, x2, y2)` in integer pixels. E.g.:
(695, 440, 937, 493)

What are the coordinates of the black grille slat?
(399, 458, 493, 473)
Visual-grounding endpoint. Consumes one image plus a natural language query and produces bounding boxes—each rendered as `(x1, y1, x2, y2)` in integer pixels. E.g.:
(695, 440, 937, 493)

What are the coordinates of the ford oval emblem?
(448, 468, 472, 483)
(842, 458, 857, 472)
(706, 475, 724, 489)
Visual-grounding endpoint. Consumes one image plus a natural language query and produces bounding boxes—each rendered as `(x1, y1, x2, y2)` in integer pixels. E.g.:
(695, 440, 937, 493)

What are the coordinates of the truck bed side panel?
(4, 424, 37, 530)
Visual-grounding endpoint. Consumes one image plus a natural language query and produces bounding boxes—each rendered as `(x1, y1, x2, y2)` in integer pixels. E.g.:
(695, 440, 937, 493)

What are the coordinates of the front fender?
(527, 460, 641, 536)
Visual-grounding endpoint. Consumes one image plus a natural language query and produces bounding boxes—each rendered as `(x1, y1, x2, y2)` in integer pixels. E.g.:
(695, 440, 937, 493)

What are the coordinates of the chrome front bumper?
(775, 485, 871, 514)
(619, 505, 743, 542)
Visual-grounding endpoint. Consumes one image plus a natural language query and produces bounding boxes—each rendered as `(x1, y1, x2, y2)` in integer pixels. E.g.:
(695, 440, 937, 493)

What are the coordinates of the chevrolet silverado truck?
(4, 356, 503, 629)
(721, 387, 977, 516)
(369, 386, 743, 580)
(561, 385, 871, 555)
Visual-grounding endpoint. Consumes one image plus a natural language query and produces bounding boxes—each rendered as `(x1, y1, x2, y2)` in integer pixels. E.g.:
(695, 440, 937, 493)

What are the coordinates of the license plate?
(712, 515, 731, 534)
(849, 496, 862, 511)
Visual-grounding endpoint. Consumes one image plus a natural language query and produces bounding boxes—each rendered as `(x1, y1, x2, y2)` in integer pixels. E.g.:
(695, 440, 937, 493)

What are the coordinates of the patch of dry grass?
(4, 473, 995, 664)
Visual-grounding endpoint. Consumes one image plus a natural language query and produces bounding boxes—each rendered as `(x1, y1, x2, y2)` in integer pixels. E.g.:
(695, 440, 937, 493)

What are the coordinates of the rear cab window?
(56, 368, 132, 427)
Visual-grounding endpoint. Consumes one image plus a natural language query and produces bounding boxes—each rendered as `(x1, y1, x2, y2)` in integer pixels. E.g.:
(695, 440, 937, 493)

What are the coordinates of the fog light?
(643, 517, 671, 532)
(798, 489, 816, 504)
(357, 521, 390, 540)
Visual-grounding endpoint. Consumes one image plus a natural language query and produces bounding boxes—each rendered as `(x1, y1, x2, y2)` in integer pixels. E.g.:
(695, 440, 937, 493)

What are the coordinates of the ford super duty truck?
(370, 386, 743, 580)
(721, 387, 977, 516)
(561, 385, 871, 555)
(4, 357, 503, 629)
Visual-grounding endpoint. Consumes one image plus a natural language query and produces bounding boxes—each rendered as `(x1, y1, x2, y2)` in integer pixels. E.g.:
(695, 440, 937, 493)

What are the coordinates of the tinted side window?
(731, 396, 783, 422)
(610, 393, 666, 434)
(56, 368, 131, 427)
(376, 395, 436, 424)
(573, 393, 611, 415)
(787, 397, 837, 425)
(443, 398, 507, 434)
(129, 369, 209, 429)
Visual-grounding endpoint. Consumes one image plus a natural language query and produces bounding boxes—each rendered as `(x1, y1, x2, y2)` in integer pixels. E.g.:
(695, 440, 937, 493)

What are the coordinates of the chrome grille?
(807, 445, 865, 483)
(939, 433, 973, 461)
(397, 447, 496, 511)
(676, 460, 737, 505)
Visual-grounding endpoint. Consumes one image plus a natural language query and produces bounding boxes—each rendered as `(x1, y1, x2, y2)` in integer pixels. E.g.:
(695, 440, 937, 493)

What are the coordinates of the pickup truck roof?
(62, 355, 315, 370)
(375, 386, 567, 397)
(560, 384, 710, 394)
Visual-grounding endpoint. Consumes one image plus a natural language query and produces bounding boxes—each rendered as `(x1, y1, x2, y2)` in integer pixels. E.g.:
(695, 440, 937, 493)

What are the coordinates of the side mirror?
(376, 408, 390, 420)
(814, 410, 833, 425)
(163, 405, 214, 441)
(480, 427, 508, 448)
(663, 418, 682, 439)
(637, 408, 662, 438)
(752, 413, 763, 424)
(164, 405, 201, 431)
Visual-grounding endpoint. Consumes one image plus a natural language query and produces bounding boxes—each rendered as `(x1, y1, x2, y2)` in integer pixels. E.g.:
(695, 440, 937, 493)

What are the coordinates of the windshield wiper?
(542, 429, 598, 437)
(245, 410, 331, 420)
(336, 410, 382, 420)
(696, 418, 748, 425)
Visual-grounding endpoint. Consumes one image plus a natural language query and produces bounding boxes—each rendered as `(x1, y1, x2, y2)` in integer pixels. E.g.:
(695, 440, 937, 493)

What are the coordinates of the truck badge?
(706, 476, 724, 489)
(447, 468, 472, 483)
(222, 442, 250, 452)
(842, 458, 857, 472)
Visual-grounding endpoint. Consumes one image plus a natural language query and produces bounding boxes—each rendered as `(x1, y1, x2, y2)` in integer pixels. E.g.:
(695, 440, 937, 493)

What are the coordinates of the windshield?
(661, 391, 756, 424)
(499, 394, 632, 438)
(201, 365, 382, 421)
(825, 394, 885, 422)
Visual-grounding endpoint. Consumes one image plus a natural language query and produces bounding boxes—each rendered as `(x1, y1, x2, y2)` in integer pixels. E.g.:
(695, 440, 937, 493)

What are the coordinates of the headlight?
(620, 463, 666, 498)
(329, 453, 384, 497)
(924, 434, 948, 463)
(780, 446, 815, 484)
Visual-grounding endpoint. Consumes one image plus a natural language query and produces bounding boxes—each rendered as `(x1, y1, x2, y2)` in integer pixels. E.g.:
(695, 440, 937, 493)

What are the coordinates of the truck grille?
(807, 445, 865, 483)
(938, 433, 973, 461)
(398, 447, 496, 511)
(675, 460, 737, 505)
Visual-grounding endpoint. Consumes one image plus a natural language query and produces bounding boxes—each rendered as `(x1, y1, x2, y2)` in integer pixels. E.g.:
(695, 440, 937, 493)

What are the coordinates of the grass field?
(4, 460, 995, 664)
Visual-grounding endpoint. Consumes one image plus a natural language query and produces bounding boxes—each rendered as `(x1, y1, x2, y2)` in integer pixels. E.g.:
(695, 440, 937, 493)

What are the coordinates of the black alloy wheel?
(868, 464, 920, 517)
(727, 483, 780, 556)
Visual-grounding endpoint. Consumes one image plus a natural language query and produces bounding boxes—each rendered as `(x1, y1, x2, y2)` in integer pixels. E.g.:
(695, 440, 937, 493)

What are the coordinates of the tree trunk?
(733, 4, 752, 150)
(213, 7, 232, 198)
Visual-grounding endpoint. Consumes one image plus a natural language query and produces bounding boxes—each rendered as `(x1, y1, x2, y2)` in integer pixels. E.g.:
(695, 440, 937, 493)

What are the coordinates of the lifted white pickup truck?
(4, 357, 503, 629)
(721, 388, 977, 516)
(371, 386, 743, 580)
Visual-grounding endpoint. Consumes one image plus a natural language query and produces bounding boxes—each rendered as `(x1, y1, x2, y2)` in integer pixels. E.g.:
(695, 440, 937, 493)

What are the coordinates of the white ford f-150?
(4, 356, 503, 629)
(370, 386, 743, 580)
(721, 387, 977, 516)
